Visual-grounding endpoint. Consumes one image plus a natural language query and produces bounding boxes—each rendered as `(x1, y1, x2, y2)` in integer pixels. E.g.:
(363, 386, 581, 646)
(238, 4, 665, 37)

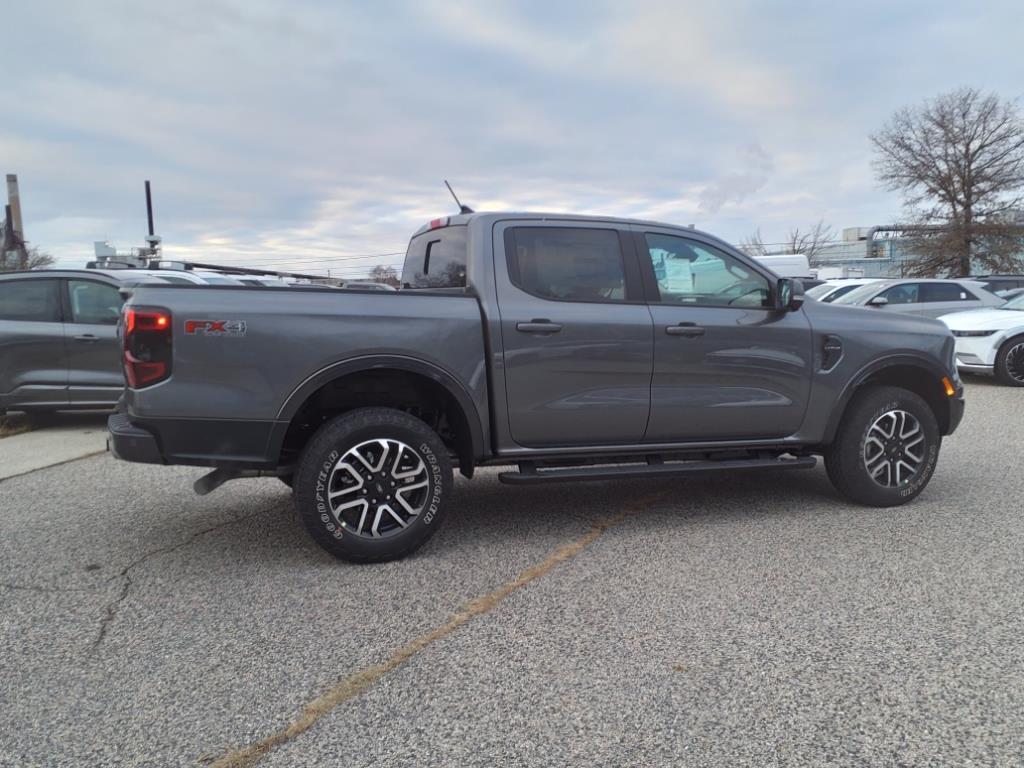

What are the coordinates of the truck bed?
(120, 285, 488, 467)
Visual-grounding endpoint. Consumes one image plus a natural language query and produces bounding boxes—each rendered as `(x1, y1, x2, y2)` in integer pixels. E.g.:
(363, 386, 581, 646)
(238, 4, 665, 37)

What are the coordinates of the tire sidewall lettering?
(315, 449, 342, 539)
(419, 441, 444, 526)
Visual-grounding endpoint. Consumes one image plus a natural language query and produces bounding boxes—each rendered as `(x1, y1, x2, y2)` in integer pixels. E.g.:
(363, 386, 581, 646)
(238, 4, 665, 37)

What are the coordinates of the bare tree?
(787, 220, 834, 261)
(0, 222, 55, 271)
(738, 228, 769, 257)
(23, 247, 55, 270)
(872, 88, 1024, 276)
(739, 219, 834, 261)
(368, 264, 400, 287)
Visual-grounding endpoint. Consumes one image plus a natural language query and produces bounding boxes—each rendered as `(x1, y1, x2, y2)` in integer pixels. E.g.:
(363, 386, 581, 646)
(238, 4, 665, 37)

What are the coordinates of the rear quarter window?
(401, 226, 468, 289)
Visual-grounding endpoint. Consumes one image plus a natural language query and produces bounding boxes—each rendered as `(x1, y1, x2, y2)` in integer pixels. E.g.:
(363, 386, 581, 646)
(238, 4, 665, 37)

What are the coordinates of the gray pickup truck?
(109, 212, 965, 562)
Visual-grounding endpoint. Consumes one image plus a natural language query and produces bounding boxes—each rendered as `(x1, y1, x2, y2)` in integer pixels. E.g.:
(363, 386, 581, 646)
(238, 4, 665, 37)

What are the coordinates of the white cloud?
(2, 0, 1022, 269)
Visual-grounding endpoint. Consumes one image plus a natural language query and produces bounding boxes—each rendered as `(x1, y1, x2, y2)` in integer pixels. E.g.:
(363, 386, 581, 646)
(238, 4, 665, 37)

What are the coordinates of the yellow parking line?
(209, 492, 666, 768)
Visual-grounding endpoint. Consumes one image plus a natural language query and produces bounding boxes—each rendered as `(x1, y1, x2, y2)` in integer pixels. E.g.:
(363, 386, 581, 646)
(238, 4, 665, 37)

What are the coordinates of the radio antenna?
(444, 180, 474, 214)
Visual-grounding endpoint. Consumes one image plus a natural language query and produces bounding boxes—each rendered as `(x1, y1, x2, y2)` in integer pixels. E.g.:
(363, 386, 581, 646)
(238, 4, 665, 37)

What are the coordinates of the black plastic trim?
(273, 354, 487, 460)
(822, 354, 959, 441)
(499, 455, 817, 484)
(107, 413, 164, 464)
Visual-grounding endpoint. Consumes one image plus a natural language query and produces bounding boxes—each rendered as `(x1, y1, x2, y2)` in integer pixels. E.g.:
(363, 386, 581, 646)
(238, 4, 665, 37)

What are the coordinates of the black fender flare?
(269, 354, 486, 462)
(822, 353, 954, 443)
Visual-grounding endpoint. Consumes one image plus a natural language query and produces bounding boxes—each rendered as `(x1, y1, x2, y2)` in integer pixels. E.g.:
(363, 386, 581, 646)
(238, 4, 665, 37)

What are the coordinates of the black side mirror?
(777, 278, 805, 311)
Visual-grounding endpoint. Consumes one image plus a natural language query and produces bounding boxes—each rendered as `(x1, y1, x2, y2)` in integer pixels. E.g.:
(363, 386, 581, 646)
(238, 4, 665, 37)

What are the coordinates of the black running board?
(499, 456, 816, 485)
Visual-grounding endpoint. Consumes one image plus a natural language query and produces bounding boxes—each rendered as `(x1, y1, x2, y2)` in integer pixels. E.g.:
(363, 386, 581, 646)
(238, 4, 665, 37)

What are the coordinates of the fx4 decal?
(184, 319, 247, 337)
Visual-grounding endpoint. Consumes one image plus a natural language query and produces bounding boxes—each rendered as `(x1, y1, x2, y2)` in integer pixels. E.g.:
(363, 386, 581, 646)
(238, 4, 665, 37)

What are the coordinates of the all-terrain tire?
(293, 408, 453, 563)
(994, 335, 1024, 387)
(824, 385, 940, 507)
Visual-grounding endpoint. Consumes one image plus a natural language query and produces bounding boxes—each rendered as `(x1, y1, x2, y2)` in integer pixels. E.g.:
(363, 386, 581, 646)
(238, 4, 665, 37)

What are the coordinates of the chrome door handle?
(665, 324, 704, 337)
(73, 334, 99, 342)
(516, 321, 563, 334)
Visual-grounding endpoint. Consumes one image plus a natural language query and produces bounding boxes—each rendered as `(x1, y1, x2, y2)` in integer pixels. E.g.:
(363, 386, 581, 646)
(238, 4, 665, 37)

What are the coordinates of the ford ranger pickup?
(108, 212, 965, 562)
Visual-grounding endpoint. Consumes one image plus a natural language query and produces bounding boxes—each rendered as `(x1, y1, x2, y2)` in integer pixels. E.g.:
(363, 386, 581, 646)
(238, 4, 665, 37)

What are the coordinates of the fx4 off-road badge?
(184, 319, 247, 337)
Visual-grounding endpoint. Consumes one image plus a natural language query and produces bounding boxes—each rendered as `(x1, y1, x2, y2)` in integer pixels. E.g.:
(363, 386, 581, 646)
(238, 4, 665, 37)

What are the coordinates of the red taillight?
(428, 217, 449, 229)
(123, 306, 173, 388)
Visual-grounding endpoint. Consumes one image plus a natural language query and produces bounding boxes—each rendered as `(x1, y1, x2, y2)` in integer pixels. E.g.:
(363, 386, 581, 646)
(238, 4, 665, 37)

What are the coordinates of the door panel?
(917, 283, 982, 318)
(0, 278, 68, 408)
(495, 223, 653, 447)
(63, 279, 124, 405)
(635, 229, 813, 441)
(647, 305, 812, 439)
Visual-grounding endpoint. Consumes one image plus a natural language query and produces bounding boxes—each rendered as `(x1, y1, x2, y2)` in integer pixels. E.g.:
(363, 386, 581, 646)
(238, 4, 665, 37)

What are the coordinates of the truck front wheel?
(824, 385, 941, 507)
(293, 408, 453, 563)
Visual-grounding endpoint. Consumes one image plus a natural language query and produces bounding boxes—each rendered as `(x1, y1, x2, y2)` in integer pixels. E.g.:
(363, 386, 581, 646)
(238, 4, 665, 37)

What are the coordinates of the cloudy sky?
(2, 0, 1023, 276)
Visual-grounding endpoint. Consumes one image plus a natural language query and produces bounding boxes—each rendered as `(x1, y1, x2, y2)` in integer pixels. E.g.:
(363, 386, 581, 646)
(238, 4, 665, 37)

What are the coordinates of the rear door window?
(0, 279, 62, 322)
(507, 227, 627, 303)
(402, 226, 468, 288)
(920, 283, 975, 302)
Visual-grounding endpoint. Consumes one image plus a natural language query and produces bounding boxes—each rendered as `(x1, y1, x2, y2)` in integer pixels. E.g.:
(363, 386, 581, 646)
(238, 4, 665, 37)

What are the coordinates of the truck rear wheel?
(824, 385, 940, 507)
(293, 407, 452, 563)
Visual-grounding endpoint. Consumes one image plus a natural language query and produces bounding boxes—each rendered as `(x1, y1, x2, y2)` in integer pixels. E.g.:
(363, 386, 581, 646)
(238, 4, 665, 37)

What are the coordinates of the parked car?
(831, 278, 1003, 317)
(0, 270, 169, 414)
(805, 278, 880, 303)
(109, 211, 964, 563)
(971, 275, 1024, 296)
(939, 290, 1024, 386)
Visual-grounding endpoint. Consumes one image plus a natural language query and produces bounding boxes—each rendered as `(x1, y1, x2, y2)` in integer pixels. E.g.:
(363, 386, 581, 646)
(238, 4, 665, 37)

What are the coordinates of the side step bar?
(498, 455, 816, 485)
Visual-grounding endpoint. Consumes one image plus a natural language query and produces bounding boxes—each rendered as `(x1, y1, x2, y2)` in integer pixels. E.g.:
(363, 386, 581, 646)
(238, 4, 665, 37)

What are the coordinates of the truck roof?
(410, 211, 722, 241)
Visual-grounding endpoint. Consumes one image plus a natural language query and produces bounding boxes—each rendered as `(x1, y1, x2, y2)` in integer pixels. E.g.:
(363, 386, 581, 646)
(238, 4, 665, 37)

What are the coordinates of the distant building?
(813, 218, 1024, 278)
(812, 228, 912, 279)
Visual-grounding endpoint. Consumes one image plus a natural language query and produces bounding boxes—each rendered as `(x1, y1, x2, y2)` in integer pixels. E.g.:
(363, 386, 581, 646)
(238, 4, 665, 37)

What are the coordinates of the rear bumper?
(107, 412, 280, 469)
(107, 413, 164, 464)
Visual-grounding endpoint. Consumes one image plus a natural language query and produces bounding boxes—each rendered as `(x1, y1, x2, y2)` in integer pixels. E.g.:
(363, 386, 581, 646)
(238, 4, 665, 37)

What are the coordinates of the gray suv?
(0, 270, 165, 414)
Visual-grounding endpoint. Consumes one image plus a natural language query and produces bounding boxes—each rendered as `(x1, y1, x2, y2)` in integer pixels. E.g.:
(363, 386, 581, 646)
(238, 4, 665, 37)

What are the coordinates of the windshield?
(805, 283, 835, 300)
(832, 283, 887, 304)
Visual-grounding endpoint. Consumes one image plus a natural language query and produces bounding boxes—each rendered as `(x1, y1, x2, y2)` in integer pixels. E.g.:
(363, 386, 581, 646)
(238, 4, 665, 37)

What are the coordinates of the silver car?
(831, 278, 1003, 318)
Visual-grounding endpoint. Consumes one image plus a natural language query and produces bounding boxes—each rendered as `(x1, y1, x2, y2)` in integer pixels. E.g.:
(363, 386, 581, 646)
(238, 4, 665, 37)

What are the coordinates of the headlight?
(952, 330, 996, 337)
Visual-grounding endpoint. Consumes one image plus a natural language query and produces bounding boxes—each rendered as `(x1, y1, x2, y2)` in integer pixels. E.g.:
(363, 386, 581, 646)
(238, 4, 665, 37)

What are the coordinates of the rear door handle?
(73, 334, 99, 343)
(665, 323, 704, 338)
(516, 320, 563, 334)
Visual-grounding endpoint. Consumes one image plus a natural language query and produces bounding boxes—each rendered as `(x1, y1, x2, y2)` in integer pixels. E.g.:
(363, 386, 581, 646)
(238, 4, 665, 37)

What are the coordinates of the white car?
(804, 278, 880, 303)
(939, 291, 1024, 386)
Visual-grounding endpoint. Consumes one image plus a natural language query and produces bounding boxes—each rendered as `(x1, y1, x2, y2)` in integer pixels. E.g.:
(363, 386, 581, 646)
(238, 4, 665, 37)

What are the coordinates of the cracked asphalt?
(2, 378, 1023, 767)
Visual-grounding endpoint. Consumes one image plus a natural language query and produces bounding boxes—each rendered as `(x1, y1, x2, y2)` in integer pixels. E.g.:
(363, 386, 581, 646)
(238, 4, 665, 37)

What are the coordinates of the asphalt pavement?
(1, 379, 1022, 767)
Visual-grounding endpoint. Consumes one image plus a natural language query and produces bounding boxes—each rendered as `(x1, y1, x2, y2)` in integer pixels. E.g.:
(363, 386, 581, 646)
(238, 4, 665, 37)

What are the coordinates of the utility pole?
(142, 180, 161, 261)
(4, 175, 28, 270)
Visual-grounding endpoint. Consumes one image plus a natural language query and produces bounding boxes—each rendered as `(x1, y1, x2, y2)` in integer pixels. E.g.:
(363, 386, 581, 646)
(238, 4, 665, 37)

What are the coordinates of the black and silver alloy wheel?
(862, 409, 925, 488)
(293, 407, 453, 563)
(997, 338, 1024, 386)
(824, 385, 940, 507)
(328, 438, 430, 539)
